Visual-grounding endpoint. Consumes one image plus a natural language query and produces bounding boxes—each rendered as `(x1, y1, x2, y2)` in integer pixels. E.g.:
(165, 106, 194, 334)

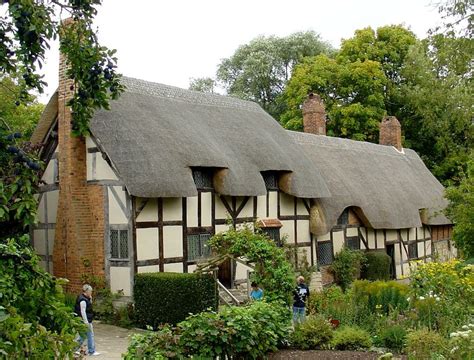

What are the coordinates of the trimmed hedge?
(134, 272, 217, 328)
(361, 251, 391, 281)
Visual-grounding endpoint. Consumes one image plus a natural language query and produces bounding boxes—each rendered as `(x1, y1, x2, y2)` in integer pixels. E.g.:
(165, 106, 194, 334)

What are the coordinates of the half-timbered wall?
(33, 145, 59, 272)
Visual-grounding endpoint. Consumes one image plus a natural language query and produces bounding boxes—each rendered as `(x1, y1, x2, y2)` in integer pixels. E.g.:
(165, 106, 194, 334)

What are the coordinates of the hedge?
(361, 251, 391, 281)
(134, 272, 217, 328)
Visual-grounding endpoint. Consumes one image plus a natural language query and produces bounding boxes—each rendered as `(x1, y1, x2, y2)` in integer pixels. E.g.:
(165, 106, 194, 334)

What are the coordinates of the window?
(261, 171, 278, 190)
(346, 236, 360, 250)
(192, 169, 213, 189)
(187, 233, 212, 261)
(408, 242, 418, 259)
(337, 209, 349, 226)
(110, 229, 128, 259)
(317, 241, 333, 266)
(262, 227, 281, 246)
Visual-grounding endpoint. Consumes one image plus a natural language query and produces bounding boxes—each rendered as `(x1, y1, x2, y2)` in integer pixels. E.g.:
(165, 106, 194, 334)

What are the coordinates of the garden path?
(88, 322, 140, 359)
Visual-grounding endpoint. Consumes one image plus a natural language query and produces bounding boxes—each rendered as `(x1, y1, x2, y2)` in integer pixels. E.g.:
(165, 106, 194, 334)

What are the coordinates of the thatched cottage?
(30, 60, 454, 295)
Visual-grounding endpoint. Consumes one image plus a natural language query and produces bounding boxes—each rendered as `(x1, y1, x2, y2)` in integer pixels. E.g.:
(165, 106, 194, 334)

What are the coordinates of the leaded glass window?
(337, 209, 349, 225)
(346, 236, 360, 250)
(110, 229, 129, 259)
(262, 227, 281, 246)
(317, 241, 333, 266)
(408, 242, 418, 259)
(187, 233, 212, 261)
(261, 171, 278, 190)
(192, 169, 213, 189)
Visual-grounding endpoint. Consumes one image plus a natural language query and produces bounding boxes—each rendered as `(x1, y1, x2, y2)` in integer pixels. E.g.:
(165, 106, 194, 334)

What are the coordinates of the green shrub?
(330, 248, 366, 291)
(362, 251, 391, 281)
(447, 324, 474, 359)
(124, 301, 291, 359)
(331, 326, 372, 350)
(134, 272, 217, 328)
(380, 325, 407, 353)
(405, 329, 447, 360)
(353, 280, 409, 315)
(290, 315, 334, 350)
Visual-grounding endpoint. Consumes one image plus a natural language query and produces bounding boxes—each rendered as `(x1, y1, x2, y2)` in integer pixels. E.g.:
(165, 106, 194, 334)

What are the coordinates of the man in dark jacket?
(293, 276, 310, 325)
(74, 284, 100, 356)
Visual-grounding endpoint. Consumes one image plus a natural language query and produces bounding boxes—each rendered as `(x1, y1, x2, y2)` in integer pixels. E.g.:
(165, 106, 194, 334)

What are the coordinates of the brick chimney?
(302, 93, 326, 136)
(379, 116, 402, 151)
(53, 19, 105, 293)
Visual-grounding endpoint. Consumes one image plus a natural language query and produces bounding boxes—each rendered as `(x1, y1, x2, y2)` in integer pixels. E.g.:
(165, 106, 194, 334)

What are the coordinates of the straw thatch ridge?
(289, 131, 450, 234)
(31, 91, 58, 145)
(89, 77, 330, 198)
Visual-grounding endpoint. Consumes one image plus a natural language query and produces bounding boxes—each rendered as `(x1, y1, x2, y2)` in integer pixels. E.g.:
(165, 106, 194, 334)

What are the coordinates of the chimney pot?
(379, 116, 402, 151)
(302, 93, 326, 136)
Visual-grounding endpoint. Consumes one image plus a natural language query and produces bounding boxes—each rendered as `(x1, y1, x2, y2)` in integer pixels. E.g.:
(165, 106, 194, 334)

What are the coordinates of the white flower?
(436, 297, 440, 301)
(419, 296, 425, 300)
(461, 333, 469, 338)
(468, 324, 474, 328)
(462, 325, 469, 330)
(450, 332, 458, 338)
(406, 297, 411, 302)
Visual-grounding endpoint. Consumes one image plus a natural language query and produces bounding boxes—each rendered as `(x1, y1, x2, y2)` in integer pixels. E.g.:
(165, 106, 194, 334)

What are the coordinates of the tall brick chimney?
(379, 116, 402, 151)
(302, 93, 326, 135)
(54, 19, 105, 293)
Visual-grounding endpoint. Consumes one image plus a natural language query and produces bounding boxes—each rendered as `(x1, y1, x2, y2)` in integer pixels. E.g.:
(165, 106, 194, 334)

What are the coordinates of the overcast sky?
(38, 0, 442, 103)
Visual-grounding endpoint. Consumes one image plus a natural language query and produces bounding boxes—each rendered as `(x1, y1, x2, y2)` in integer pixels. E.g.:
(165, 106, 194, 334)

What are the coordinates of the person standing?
(293, 276, 310, 325)
(74, 284, 100, 356)
(250, 282, 263, 301)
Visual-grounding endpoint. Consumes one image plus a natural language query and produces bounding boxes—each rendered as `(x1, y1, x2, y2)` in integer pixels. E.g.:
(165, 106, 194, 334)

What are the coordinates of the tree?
(189, 77, 216, 93)
(280, 25, 416, 140)
(216, 31, 332, 118)
(1, 0, 123, 137)
(445, 153, 474, 258)
(0, 76, 44, 138)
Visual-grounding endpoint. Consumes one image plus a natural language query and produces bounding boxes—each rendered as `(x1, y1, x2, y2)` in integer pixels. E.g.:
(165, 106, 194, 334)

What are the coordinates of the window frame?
(109, 228, 129, 260)
(408, 241, 418, 260)
(261, 227, 282, 246)
(192, 168, 214, 190)
(187, 232, 212, 262)
(261, 171, 279, 191)
(346, 236, 360, 250)
(317, 241, 334, 266)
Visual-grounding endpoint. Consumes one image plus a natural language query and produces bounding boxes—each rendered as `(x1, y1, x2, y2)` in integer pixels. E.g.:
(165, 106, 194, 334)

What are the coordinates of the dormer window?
(261, 171, 278, 191)
(192, 168, 213, 190)
(337, 209, 349, 226)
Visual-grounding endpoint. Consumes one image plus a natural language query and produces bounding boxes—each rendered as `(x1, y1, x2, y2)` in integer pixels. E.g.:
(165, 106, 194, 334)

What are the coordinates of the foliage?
(330, 248, 366, 291)
(352, 280, 410, 315)
(134, 272, 217, 328)
(216, 31, 332, 118)
(1, 0, 123, 137)
(0, 76, 44, 138)
(445, 155, 474, 258)
(361, 251, 392, 281)
(124, 301, 291, 359)
(0, 124, 42, 240)
(448, 323, 474, 359)
(380, 325, 407, 352)
(308, 285, 347, 315)
(207, 226, 295, 303)
(331, 326, 372, 351)
(405, 329, 448, 360)
(188, 77, 216, 93)
(290, 315, 334, 350)
(0, 237, 83, 358)
(284, 245, 316, 283)
(435, 0, 473, 37)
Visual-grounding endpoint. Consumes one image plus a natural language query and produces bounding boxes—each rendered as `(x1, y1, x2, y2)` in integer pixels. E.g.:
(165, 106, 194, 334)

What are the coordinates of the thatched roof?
(89, 77, 330, 198)
(289, 131, 451, 234)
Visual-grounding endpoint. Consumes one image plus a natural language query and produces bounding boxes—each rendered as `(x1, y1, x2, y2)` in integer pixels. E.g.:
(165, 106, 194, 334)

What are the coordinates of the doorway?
(386, 244, 396, 279)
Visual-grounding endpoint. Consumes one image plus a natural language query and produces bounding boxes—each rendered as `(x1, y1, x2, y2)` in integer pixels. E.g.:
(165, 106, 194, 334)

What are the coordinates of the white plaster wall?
(201, 193, 212, 226)
(400, 230, 408, 242)
(215, 196, 230, 220)
(237, 197, 253, 218)
(110, 267, 131, 296)
(317, 233, 330, 242)
(188, 264, 197, 273)
(376, 230, 385, 248)
(95, 155, 118, 180)
(333, 230, 344, 254)
(47, 190, 59, 223)
(346, 227, 358, 237)
(33, 229, 46, 255)
(215, 224, 230, 234)
(297, 220, 310, 243)
(86, 136, 95, 148)
(296, 198, 307, 215)
(163, 226, 183, 258)
(187, 196, 198, 227)
(163, 198, 182, 221)
(280, 220, 294, 244)
(256, 195, 266, 218)
(268, 192, 278, 218)
(386, 230, 398, 242)
(394, 244, 401, 264)
(425, 240, 432, 257)
(37, 195, 46, 223)
(136, 199, 158, 222)
(367, 229, 376, 249)
(164, 263, 182, 272)
(136, 228, 159, 261)
(409, 228, 416, 241)
(279, 192, 294, 216)
(418, 241, 425, 257)
(108, 187, 128, 224)
(137, 265, 160, 273)
(48, 229, 55, 255)
(42, 160, 55, 184)
(235, 261, 253, 281)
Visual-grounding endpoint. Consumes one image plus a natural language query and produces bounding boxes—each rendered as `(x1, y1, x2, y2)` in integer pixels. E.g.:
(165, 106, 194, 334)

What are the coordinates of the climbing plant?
(197, 226, 295, 303)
